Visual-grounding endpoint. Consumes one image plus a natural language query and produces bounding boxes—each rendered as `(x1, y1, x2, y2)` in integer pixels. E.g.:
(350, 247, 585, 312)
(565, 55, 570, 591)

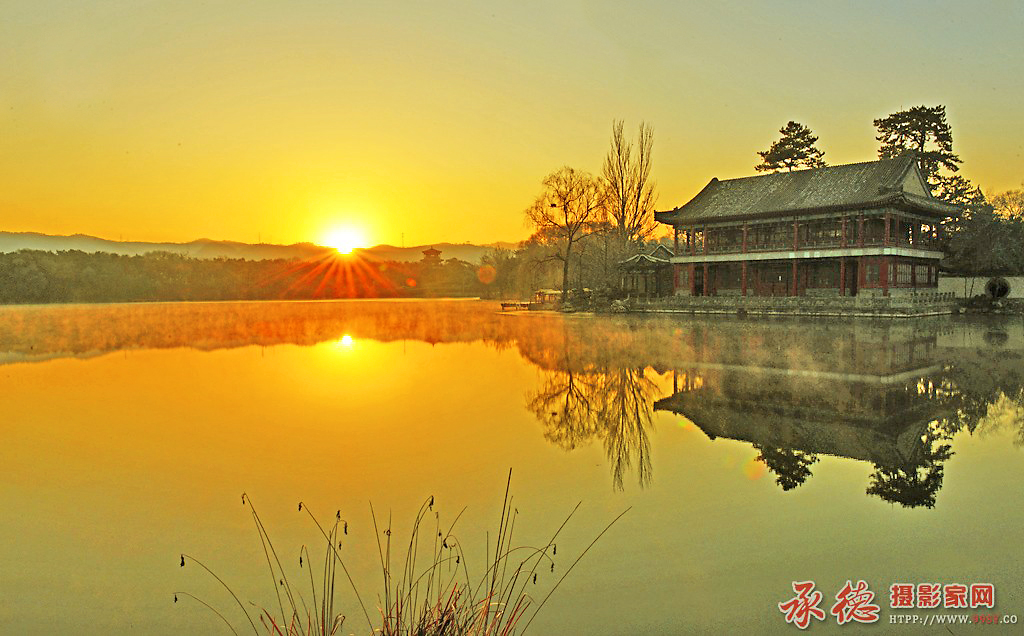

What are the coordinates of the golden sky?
(2, 1, 1022, 247)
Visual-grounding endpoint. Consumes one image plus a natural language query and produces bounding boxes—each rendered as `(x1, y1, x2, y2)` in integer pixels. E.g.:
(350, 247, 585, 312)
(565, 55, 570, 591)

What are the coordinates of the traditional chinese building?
(618, 244, 674, 297)
(655, 154, 958, 298)
(421, 246, 442, 265)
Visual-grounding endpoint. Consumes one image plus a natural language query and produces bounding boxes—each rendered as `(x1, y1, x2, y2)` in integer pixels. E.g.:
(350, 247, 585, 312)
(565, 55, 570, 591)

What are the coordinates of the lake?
(1, 300, 1022, 634)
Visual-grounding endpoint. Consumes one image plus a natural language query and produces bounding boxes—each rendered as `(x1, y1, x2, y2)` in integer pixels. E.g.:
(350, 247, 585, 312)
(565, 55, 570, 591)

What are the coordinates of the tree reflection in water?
(974, 389, 1024, 448)
(512, 312, 1024, 503)
(527, 366, 658, 490)
(865, 424, 953, 509)
(5, 301, 1024, 505)
(754, 446, 819, 492)
(679, 367, 1024, 507)
(859, 370, 1024, 509)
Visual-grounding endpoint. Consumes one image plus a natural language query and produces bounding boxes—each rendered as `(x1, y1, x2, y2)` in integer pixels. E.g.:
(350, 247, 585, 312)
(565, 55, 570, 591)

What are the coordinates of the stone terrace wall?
(630, 292, 957, 318)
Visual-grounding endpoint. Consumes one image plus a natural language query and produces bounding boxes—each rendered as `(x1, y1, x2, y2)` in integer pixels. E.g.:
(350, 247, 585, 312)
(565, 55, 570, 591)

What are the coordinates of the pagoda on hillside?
(421, 246, 442, 265)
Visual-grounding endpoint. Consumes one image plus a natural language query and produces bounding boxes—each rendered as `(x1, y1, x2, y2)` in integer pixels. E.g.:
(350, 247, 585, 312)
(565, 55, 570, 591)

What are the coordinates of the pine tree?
(754, 121, 826, 173)
(873, 105, 964, 197)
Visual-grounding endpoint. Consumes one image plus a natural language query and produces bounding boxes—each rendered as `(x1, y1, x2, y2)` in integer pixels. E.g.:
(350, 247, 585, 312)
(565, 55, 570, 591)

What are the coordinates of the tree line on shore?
(3, 106, 1022, 305)
(0, 249, 493, 304)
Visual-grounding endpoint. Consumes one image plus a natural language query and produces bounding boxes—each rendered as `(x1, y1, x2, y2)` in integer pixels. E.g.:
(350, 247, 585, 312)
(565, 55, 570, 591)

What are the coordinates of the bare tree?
(603, 120, 658, 246)
(525, 166, 607, 299)
(992, 188, 1024, 220)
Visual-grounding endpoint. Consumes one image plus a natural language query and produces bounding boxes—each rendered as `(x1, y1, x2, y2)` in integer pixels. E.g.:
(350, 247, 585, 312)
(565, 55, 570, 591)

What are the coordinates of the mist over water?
(2, 300, 1023, 634)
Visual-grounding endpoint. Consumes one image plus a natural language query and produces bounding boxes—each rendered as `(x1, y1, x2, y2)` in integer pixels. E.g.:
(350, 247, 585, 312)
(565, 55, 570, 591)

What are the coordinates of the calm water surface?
(2, 300, 1023, 634)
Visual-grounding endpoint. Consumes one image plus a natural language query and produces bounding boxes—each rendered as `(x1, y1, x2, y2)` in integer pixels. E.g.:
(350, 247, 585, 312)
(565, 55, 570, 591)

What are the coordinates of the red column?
(689, 264, 696, 296)
(741, 262, 748, 296)
(881, 257, 889, 297)
(858, 216, 865, 247)
(703, 226, 708, 255)
(884, 211, 891, 246)
(702, 263, 709, 296)
(840, 258, 846, 296)
(793, 220, 799, 251)
(742, 223, 748, 253)
(894, 215, 901, 245)
(673, 227, 679, 255)
(791, 260, 798, 296)
(841, 217, 847, 248)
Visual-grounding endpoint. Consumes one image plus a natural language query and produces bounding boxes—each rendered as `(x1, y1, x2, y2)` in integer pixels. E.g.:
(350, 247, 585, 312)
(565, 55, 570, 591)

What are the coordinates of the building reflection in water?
(655, 362, 953, 507)
(523, 316, 1024, 507)
(3, 301, 1021, 503)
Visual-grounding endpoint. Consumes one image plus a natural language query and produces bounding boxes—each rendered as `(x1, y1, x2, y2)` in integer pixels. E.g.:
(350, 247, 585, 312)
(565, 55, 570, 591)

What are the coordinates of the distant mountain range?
(0, 232, 519, 264)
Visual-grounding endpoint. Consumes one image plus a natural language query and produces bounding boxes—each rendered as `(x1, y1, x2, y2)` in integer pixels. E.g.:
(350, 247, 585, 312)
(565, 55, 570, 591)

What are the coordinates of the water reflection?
(864, 424, 952, 509)
(754, 447, 818, 491)
(649, 321, 1024, 507)
(517, 314, 1024, 504)
(527, 366, 656, 489)
(2, 301, 1023, 504)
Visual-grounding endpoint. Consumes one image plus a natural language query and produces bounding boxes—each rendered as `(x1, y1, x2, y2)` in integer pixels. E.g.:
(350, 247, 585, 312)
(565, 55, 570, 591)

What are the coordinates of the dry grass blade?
(180, 473, 627, 635)
(519, 506, 632, 634)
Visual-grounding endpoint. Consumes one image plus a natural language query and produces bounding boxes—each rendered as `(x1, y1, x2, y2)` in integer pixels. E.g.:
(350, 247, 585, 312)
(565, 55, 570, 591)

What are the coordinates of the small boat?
(500, 301, 531, 311)
(501, 290, 566, 311)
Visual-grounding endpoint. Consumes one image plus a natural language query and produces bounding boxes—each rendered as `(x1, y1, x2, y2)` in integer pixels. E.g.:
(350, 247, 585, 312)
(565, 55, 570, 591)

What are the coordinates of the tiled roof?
(656, 154, 958, 224)
(619, 253, 667, 266)
(619, 244, 673, 267)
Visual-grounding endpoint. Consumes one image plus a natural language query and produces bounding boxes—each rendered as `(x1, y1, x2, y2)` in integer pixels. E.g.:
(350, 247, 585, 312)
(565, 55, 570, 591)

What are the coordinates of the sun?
(323, 227, 366, 254)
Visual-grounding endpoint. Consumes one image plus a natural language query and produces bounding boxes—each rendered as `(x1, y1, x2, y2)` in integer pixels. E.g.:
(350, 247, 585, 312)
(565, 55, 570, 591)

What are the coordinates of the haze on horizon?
(2, 0, 1022, 248)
